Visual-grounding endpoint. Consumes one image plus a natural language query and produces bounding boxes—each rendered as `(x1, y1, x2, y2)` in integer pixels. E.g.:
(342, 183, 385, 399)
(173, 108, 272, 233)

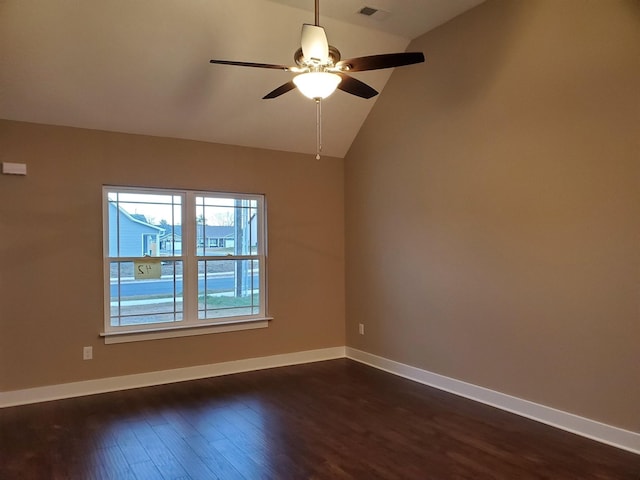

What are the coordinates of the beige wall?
(345, 0, 639, 432)
(0, 120, 345, 391)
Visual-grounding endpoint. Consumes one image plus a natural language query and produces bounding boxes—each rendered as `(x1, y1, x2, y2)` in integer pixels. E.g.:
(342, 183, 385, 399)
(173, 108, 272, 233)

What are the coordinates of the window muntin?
(104, 187, 266, 335)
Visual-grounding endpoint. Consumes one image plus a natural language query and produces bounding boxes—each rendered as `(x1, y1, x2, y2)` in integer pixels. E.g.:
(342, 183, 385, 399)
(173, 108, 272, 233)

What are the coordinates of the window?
(103, 186, 268, 342)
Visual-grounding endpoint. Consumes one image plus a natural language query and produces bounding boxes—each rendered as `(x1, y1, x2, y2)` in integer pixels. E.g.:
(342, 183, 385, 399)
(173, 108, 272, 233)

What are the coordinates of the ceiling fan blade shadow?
(336, 52, 425, 72)
(263, 81, 297, 99)
(210, 59, 291, 71)
(336, 73, 378, 99)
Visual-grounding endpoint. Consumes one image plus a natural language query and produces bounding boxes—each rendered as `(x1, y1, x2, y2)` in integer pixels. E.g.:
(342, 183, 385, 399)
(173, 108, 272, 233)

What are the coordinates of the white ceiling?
(0, 0, 483, 158)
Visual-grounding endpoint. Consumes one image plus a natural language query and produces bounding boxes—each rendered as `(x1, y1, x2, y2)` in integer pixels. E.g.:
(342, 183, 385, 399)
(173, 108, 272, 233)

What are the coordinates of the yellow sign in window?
(133, 259, 162, 280)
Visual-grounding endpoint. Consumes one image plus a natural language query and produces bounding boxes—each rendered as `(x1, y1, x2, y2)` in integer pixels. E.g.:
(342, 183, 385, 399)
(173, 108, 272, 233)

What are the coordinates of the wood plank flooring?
(1, 359, 638, 479)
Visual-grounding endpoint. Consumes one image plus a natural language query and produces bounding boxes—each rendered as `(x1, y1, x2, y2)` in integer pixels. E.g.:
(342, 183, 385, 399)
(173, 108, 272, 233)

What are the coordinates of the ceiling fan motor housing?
(294, 46, 341, 68)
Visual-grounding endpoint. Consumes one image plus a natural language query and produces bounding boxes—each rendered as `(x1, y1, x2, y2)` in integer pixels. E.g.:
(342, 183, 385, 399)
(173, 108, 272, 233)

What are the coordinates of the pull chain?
(315, 98, 322, 160)
(315, 0, 321, 160)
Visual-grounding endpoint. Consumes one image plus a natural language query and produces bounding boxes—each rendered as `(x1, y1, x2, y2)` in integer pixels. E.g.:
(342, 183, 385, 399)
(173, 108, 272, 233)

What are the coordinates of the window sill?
(100, 317, 272, 344)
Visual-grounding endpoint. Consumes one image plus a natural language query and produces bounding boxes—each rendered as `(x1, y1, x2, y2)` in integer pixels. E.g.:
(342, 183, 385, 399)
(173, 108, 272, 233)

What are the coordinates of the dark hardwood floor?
(1, 359, 638, 479)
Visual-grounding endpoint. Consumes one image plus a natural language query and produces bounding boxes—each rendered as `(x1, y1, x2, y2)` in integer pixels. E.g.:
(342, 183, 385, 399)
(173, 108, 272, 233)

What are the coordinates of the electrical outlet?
(358, 323, 365, 335)
(83, 346, 93, 360)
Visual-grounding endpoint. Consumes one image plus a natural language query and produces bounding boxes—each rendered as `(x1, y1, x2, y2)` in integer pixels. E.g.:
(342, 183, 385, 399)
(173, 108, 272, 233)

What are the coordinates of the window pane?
(195, 196, 259, 256)
(108, 191, 182, 258)
(198, 259, 260, 319)
(110, 260, 183, 326)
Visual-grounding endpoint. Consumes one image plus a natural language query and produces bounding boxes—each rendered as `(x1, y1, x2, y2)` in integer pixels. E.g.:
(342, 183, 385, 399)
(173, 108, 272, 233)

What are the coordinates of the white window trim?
(100, 318, 271, 344)
(102, 186, 270, 343)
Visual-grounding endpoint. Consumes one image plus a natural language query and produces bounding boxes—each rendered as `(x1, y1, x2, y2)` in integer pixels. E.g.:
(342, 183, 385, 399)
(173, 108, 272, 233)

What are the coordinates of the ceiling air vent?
(357, 6, 391, 21)
(358, 6, 379, 16)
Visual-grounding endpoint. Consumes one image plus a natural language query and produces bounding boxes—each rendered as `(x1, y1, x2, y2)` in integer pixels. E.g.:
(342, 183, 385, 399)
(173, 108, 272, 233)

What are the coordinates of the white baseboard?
(346, 347, 640, 455)
(0, 346, 346, 408)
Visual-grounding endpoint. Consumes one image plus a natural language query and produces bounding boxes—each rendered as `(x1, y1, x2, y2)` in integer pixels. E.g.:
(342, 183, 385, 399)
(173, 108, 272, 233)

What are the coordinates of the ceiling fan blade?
(336, 73, 378, 99)
(301, 24, 329, 64)
(263, 81, 297, 99)
(210, 59, 290, 71)
(336, 52, 425, 72)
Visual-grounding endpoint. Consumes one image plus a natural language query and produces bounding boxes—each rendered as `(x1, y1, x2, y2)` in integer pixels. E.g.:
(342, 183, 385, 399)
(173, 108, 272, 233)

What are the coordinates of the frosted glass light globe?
(293, 72, 341, 99)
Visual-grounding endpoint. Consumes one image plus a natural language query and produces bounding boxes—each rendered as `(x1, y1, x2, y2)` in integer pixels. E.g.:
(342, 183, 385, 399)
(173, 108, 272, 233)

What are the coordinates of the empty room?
(1, 0, 638, 478)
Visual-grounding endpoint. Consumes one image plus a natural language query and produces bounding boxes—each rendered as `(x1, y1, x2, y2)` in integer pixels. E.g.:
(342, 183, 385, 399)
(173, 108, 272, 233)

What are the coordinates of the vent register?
(357, 6, 391, 20)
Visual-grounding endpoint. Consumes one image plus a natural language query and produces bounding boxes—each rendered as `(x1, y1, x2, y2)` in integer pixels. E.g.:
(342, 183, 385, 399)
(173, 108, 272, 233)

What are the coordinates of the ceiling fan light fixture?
(293, 71, 341, 99)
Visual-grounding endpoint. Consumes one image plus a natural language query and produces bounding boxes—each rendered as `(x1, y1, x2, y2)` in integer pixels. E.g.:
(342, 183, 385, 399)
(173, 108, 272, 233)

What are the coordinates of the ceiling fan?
(209, 0, 425, 156)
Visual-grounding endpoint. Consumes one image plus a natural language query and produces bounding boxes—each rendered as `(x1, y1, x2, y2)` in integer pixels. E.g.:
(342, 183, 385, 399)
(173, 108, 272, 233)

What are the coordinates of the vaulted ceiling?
(1, 0, 483, 158)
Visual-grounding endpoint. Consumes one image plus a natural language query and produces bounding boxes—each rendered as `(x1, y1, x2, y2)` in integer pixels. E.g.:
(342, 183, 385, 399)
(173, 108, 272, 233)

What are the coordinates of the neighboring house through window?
(107, 203, 164, 257)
